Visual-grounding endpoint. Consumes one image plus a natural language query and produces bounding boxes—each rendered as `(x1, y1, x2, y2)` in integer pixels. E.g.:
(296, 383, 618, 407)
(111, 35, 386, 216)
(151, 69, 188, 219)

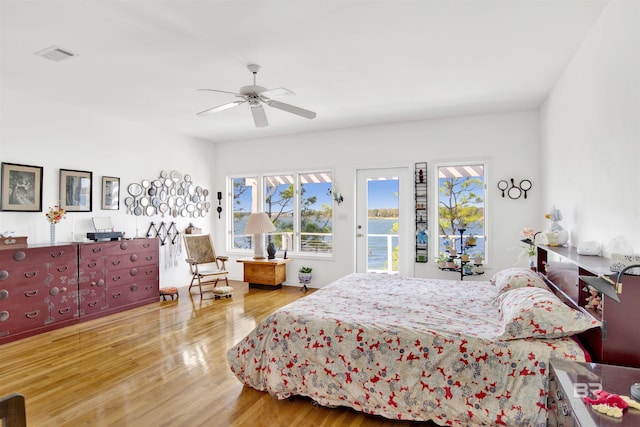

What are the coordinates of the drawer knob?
(0, 270, 8, 281)
(25, 310, 40, 319)
(0, 311, 8, 322)
(13, 251, 26, 261)
(130, 254, 138, 262)
(120, 242, 129, 250)
(0, 289, 8, 300)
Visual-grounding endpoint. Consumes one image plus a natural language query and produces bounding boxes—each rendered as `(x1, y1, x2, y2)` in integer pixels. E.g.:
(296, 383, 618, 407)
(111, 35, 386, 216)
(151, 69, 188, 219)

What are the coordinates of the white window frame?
(227, 171, 334, 258)
(433, 161, 488, 264)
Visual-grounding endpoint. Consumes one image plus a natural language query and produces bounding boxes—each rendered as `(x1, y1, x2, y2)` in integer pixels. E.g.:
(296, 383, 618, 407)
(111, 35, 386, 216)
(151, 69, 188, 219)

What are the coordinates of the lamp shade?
(244, 212, 275, 259)
(244, 212, 276, 234)
(579, 264, 640, 303)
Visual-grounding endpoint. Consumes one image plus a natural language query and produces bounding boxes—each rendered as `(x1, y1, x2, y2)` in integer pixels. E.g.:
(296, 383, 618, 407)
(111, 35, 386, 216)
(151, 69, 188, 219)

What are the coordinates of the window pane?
(437, 164, 485, 260)
(300, 172, 333, 253)
(264, 175, 294, 251)
(368, 177, 399, 272)
(232, 177, 257, 250)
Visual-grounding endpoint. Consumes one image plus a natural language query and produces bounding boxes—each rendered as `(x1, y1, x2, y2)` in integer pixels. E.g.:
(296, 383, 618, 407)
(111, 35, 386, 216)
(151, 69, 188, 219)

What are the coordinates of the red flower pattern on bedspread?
(227, 273, 592, 426)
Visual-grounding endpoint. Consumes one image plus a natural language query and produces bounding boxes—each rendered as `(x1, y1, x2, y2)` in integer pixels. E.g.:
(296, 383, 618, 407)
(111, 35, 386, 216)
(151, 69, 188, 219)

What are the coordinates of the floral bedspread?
(227, 273, 587, 426)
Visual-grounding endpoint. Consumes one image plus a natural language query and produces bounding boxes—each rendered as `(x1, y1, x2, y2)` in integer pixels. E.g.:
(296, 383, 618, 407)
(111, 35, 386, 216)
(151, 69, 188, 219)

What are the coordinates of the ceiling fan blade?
(198, 88, 242, 96)
(267, 100, 316, 119)
(250, 103, 268, 128)
(196, 100, 246, 116)
(260, 87, 295, 99)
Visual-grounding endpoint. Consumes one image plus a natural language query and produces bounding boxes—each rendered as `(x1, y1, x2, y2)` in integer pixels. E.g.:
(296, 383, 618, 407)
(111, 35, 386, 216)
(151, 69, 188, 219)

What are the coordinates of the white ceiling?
(0, 0, 608, 143)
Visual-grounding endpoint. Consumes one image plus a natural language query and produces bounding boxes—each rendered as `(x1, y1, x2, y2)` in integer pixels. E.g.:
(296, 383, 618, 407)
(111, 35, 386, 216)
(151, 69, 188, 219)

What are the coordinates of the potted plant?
(465, 234, 477, 246)
(473, 253, 484, 265)
(298, 266, 313, 285)
(436, 252, 447, 268)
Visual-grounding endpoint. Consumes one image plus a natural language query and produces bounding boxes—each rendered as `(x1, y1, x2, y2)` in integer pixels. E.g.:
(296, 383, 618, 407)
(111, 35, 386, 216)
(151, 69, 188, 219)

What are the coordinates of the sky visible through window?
(368, 179, 398, 209)
(235, 178, 401, 211)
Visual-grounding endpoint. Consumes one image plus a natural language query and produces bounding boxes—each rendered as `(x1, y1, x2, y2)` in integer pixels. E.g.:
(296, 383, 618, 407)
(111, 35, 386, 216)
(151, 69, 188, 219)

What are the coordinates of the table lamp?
(244, 212, 276, 259)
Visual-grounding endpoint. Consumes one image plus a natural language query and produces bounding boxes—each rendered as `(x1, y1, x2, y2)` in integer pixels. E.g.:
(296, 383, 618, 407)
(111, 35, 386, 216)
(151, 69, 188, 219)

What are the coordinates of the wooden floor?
(0, 281, 437, 426)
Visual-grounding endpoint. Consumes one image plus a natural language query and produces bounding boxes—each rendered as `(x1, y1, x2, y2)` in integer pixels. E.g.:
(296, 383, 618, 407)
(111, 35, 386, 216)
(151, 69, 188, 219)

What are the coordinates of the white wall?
(541, 0, 640, 253)
(215, 110, 542, 287)
(0, 88, 217, 287)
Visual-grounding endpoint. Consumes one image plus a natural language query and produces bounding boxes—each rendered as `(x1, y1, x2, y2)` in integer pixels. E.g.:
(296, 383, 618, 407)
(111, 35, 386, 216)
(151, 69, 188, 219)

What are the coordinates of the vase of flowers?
(520, 227, 537, 268)
(46, 205, 66, 244)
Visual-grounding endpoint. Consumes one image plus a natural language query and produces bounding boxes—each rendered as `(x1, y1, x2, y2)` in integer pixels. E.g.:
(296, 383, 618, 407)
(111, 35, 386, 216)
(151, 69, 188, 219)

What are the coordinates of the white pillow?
(491, 267, 548, 296)
(496, 287, 601, 340)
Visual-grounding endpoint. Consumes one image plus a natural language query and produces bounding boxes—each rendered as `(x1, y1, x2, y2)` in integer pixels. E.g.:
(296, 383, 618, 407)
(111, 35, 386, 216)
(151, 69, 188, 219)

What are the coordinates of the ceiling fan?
(197, 64, 316, 128)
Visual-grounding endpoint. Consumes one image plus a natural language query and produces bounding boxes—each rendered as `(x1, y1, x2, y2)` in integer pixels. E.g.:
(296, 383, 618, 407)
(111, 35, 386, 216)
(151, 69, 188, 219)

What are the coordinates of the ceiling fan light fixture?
(197, 64, 315, 127)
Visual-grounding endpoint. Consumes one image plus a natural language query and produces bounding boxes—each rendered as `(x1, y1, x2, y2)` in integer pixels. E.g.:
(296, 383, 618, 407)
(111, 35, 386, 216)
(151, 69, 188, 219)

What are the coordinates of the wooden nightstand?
(237, 257, 291, 289)
(548, 359, 640, 426)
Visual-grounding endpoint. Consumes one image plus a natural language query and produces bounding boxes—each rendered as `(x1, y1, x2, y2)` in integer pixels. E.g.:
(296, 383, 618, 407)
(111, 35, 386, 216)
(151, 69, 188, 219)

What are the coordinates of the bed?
(227, 270, 600, 426)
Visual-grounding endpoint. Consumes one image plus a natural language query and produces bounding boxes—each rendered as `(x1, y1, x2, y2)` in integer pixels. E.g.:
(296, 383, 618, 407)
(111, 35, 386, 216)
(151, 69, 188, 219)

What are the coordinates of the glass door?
(356, 168, 411, 275)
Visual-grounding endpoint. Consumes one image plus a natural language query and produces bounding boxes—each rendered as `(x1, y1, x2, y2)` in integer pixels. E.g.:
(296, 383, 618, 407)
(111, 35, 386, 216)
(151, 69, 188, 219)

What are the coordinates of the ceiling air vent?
(35, 45, 77, 62)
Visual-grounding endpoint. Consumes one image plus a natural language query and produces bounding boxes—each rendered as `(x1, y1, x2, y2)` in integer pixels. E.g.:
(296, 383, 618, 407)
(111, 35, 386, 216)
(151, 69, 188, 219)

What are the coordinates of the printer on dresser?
(0, 238, 159, 344)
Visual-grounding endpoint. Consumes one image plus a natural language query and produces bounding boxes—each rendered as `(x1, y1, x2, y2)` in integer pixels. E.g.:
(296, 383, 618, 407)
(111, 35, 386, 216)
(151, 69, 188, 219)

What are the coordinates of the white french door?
(355, 168, 412, 275)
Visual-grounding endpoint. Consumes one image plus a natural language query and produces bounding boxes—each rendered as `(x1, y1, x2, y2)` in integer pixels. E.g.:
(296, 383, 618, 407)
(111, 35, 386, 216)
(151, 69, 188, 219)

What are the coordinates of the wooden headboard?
(537, 245, 640, 368)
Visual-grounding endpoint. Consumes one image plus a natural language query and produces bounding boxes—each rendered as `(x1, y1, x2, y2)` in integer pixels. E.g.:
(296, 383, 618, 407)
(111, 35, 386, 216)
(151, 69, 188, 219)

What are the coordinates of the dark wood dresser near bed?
(548, 359, 640, 427)
(537, 245, 640, 368)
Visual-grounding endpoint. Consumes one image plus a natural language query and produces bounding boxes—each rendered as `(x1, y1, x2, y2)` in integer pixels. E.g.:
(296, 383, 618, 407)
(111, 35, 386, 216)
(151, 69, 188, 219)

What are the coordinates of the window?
(231, 177, 258, 250)
(437, 163, 486, 260)
(230, 172, 333, 255)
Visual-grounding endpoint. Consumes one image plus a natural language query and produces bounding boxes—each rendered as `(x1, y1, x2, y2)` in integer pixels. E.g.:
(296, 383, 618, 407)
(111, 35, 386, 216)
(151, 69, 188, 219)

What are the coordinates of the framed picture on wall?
(101, 176, 120, 210)
(60, 169, 92, 212)
(0, 162, 44, 212)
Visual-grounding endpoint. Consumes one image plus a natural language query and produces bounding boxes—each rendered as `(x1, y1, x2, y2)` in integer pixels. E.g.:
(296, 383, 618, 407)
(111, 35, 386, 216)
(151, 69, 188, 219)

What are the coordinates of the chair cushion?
(212, 286, 233, 295)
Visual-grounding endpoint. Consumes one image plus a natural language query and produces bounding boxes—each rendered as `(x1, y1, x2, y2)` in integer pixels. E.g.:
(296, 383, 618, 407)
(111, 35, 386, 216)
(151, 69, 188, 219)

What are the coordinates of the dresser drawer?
(0, 300, 49, 336)
(0, 245, 76, 266)
(127, 279, 158, 303)
(104, 251, 158, 269)
(0, 262, 48, 287)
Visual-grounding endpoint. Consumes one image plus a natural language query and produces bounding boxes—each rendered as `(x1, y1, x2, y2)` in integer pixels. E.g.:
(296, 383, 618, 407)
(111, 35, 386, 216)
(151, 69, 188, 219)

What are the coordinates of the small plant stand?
(439, 228, 484, 280)
(299, 273, 312, 292)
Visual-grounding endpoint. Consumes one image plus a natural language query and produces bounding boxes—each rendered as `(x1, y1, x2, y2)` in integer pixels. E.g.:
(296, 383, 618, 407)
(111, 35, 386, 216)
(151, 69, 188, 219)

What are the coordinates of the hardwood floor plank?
(0, 281, 436, 426)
